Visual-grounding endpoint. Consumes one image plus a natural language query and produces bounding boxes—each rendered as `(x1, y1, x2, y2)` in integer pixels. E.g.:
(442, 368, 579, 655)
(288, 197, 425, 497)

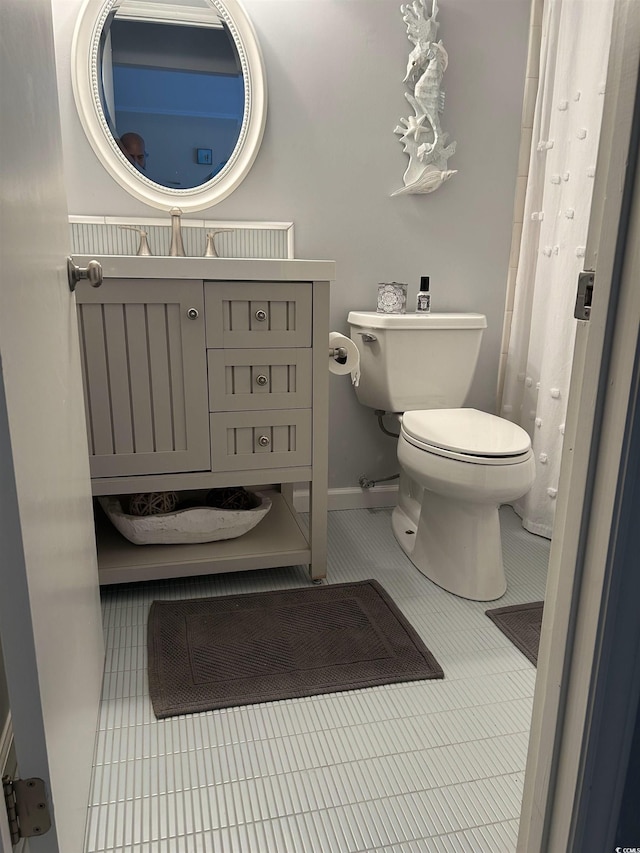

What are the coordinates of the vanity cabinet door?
(76, 279, 210, 478)
(205, 282, 312, 348)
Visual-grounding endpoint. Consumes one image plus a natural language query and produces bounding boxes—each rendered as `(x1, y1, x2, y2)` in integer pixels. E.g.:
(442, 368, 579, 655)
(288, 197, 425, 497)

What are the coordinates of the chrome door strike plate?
(2, 776, 51, 844)
(575, 270, 595, 320)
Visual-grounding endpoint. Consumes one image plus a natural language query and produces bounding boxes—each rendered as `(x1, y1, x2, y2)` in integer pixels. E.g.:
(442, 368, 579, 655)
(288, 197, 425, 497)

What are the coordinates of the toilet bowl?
(393, 408, 536, 600)
(347, 310, 537, 601)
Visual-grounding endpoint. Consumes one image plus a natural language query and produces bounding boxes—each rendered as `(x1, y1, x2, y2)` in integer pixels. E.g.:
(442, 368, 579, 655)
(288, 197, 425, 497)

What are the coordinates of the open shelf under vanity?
(94, 489, 311, 585)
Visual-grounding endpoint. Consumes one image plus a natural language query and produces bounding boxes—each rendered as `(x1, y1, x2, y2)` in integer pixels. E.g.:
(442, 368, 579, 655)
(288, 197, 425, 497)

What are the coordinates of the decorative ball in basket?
(129, 491, 179, 516)
(99, 488, 271, 545)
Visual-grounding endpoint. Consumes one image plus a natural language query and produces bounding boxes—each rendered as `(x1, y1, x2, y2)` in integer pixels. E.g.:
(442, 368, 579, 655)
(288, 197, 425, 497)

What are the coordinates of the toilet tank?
(348, 311, 487, 412)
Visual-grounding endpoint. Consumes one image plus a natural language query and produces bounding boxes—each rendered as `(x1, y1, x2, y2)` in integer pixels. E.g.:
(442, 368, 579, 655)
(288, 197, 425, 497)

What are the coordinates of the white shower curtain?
(501, 0, 614, 538)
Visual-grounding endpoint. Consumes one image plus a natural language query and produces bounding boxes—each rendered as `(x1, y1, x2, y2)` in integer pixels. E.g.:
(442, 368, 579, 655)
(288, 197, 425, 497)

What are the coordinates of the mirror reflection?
(100, 0, 245, 189)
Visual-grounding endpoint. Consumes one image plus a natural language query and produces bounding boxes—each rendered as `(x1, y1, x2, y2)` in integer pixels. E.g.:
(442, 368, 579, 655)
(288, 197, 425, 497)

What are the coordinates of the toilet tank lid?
(347, 311, 487, 330)
(402, 409, 532, 457)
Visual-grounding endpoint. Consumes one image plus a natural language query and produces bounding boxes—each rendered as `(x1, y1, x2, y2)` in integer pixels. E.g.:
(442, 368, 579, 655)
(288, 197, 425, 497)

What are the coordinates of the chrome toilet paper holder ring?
(329, 346, 348, 361)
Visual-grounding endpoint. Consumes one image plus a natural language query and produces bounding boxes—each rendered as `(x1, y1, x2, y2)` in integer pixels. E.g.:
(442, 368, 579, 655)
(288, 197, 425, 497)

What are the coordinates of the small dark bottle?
(416, 276, 431, 313)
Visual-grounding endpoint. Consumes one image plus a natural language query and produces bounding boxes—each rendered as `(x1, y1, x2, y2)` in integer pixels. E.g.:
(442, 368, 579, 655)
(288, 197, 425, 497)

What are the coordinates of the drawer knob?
(258, 435, 270, 447)
(255, 309, 267, 322)
(255, 374, 268, 386)
(186, 307, 199, 320)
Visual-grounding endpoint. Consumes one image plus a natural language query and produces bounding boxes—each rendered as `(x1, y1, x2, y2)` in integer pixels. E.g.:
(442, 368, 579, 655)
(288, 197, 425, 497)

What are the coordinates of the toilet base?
(391, 490, 507, 601)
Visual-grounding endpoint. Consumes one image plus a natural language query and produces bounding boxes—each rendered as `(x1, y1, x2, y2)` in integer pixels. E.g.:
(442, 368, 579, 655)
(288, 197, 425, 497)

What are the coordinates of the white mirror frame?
(71, 0, 267, 212)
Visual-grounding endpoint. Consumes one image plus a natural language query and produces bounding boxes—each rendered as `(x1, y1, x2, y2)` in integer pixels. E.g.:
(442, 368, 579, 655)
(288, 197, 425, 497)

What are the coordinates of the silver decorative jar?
(377, 282, 408, 314)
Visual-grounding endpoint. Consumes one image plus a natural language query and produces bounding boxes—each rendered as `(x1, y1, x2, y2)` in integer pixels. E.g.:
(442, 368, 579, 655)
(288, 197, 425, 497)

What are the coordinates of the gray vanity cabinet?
(73, 257, 333, 587)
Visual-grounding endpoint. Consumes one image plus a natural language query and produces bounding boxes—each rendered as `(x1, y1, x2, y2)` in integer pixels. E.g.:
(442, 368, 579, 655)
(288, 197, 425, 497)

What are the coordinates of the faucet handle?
(118, 225, 152, 256)
(204, 229, 234, 258)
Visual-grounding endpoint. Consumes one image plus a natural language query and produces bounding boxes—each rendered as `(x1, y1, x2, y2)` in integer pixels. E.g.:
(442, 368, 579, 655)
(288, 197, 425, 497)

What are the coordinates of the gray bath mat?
(147, 579, 444, 718)
(485, 601, 544, 666)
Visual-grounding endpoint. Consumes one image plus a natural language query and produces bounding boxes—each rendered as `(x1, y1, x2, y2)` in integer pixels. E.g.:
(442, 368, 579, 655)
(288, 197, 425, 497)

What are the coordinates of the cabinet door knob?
(67, 257, 103, 292)
(258, 435, 270, 447)
(186, 307, 199, 320)
(255, 374, 268, 386)
(255, 309, 267, 322)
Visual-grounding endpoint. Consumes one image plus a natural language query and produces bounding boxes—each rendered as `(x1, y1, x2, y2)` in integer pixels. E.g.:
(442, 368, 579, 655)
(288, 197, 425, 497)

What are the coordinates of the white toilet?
(348, 311, 536, 601)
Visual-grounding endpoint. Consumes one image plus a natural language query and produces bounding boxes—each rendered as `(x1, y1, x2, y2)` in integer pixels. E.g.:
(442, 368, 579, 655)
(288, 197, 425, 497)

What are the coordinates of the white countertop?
(72, 255, 336, 282)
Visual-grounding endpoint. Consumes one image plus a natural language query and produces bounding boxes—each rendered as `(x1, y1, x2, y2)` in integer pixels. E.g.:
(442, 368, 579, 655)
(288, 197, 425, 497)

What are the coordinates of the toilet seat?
(401, 408, 532, 466)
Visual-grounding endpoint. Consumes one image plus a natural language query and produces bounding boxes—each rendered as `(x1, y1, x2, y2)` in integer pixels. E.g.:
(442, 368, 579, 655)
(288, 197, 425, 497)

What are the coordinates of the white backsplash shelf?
(69, 216, 294, 259)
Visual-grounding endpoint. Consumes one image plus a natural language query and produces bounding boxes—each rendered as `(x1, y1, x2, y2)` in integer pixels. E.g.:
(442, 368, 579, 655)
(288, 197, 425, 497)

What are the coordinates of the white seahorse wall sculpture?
(392, 0, 457, 196)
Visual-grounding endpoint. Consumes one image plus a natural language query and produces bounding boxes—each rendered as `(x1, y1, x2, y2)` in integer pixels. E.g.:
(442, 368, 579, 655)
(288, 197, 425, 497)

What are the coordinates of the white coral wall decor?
(392, 0, 457, 196)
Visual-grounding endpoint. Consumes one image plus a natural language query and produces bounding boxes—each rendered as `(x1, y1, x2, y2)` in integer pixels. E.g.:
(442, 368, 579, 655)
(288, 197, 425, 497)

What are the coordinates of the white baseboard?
(293, 484, 399, 513)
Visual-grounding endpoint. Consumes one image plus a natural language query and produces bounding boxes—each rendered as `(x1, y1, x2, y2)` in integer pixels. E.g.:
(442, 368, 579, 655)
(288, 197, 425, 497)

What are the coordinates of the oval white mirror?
(72, 0, 267, 211)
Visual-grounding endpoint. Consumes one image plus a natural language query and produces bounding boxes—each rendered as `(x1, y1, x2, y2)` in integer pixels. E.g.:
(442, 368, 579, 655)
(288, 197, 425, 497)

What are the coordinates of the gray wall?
(52, 0, 530, 492)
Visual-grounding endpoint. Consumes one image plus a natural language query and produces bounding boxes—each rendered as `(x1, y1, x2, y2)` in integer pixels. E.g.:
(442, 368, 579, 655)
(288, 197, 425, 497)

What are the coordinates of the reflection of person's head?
(118, 132, 146, 170)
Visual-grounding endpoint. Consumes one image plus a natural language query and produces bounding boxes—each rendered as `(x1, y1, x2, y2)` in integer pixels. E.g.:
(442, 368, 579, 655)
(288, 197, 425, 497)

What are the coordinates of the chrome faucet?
(169, 207, 185, 257)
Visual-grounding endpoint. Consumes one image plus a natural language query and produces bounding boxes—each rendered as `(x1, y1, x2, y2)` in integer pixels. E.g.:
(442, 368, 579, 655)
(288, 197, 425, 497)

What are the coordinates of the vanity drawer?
(210, 409, 311, 472)
(207, 348, 312, 412)
(205, 282, 312, 348)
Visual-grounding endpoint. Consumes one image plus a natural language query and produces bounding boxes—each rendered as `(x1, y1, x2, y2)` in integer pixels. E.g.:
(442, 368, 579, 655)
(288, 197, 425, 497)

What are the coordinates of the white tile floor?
(86, 505, 550, 853)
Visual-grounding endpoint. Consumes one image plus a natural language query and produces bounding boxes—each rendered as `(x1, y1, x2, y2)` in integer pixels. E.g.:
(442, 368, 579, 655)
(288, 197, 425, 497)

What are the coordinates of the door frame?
(518, 0, 640, 849)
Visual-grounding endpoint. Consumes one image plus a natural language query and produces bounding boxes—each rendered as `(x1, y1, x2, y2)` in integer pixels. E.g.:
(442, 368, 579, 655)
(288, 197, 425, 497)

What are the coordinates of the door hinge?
(575, 270, 595, 320)
(2, 776, 51, 845)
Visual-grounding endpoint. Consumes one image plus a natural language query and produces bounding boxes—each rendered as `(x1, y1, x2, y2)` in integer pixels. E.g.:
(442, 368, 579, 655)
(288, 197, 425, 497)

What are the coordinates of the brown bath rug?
(485, 601, 544, 666)
(147, 579, 444, 718)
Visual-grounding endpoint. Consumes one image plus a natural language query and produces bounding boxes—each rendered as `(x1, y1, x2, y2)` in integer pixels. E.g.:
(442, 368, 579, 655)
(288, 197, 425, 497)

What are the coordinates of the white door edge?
(0, 0, 105, 849)
(518, 0, 640, 849)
